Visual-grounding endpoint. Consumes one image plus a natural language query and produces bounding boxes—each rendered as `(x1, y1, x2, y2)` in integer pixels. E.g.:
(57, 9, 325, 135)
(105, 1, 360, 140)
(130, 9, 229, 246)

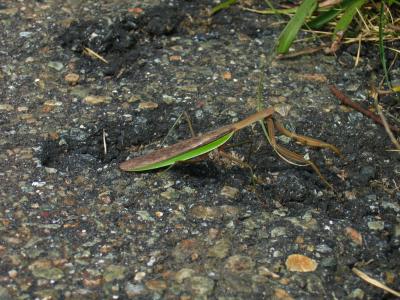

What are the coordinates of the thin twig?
(161, 111, 195, 146)
(103, 129, 107, 155)
(352, 267, 400, 298)
(372, 90, 400, 150)
(329, 85, 399, 133)
(83, 47, 109, 64)
(377, 106, 400, 150)
(276, 46, 324, 59)
(183, 112, 195, 138)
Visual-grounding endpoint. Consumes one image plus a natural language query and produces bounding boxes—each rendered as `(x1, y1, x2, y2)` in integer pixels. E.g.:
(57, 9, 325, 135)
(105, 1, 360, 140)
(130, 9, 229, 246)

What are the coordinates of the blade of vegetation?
(308, 0, 356, 29)
(211, 0, 237, 15)
(245, 0, 298, 15)
(243, 6, 298, 15)
(276, 0, 318, 54)
(333, 0, 366, 38)
(127, 131, 235, 171)
(379, 1, 391, 88)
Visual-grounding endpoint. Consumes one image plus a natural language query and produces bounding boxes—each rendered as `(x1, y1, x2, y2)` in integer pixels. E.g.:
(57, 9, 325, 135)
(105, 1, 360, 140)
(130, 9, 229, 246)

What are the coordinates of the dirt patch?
(58, 5, 186, 76)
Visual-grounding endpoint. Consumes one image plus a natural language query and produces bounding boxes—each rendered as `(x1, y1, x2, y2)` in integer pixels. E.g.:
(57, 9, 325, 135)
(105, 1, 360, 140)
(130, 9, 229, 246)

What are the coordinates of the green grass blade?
(276, 0, 318, 54)
(211, 0, 238, 15)
(308, 0, 357, 29)
(379, 1, 391, 88)
(244, 6, 298, 15)
(308, 8, 342, 29)
(333, 0, 366, 38)
(131, 131, 235, 171)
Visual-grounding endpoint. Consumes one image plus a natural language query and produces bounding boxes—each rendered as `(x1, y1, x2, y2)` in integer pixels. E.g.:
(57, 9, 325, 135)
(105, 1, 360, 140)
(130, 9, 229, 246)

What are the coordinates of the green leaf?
(276, 0, 318, 54)
(333, 0, 366, 38)
(131, 131, 235, 171)
(211, 0, 238, 15)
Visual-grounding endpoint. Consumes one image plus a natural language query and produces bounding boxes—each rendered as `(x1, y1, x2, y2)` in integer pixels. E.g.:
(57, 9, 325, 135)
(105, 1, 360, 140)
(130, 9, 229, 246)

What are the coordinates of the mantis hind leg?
(265, 117, 334, 189)
(273, 118, 341, 156)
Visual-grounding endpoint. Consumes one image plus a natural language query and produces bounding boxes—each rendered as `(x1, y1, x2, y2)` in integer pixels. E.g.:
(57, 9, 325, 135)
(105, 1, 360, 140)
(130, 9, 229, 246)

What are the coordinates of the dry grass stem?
(83, 47, 109, 64)
(352, 267, 400, 298)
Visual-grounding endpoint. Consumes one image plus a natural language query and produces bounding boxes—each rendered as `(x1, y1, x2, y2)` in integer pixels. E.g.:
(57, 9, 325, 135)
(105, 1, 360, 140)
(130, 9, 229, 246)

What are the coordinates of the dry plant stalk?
(352, 267, 400, 297)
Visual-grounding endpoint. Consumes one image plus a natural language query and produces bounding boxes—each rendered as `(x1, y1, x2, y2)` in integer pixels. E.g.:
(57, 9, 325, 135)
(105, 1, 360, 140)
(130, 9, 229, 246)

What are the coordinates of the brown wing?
(119, 125, 233, 171)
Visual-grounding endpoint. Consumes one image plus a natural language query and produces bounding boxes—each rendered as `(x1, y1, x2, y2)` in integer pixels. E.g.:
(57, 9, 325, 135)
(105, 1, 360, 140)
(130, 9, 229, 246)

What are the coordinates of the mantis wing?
(120, 131, 235, 171)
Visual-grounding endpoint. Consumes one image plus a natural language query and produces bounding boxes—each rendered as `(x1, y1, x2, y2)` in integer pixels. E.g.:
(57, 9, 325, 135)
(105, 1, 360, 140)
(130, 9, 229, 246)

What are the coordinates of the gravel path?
(0, 0, 399, 299)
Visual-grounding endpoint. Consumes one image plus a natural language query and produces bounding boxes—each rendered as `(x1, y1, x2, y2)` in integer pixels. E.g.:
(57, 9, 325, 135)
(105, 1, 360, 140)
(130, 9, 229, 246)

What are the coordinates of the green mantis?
(120, 108, 274, 171)
(120, 107, 340, 188)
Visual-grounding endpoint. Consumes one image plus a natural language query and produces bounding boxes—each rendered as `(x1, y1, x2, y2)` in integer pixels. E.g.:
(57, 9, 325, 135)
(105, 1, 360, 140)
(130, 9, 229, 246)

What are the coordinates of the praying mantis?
(119, 107, 340, 188)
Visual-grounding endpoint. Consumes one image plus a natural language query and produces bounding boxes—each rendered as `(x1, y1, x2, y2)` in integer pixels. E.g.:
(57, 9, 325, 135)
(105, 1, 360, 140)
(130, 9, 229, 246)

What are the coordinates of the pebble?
(394, 224, 400, 238)
(136, 210, 155, 221)
(169, 55, 182, 61)
(128, 95, 140, 103)
(382, 201, 400, 212)
(220, 185, 239, 199)
(125, 283, 146, 298)
(134, 271, 146, 281)
(83, 95, 111, 105)
(270, 227, 287, 238)
(43, 100, 62, 109)
(220, 205, 239, 218)
(189, 276, 214, 296)
(224, 255, 254, 273)
(162, 94, 176, 104)
(138, 101, 158, 110)
(191, 206, 220, 220)
(320, 257, 337, 268)
(316, 244, 332, 253)
(83, 277, 102, 288)
(30, 266, 64, 280)
(34, 289, 59, 299)
(145, 279, 167, 291)
(367, 220, 384, 231)
(349, 288, 365, 299)
(274, 288, 294, 300)
(175, 268, 195, 283)
(222, 71, 232, 80)
(48, 61, 64, 71)
(160, 188, 178, 200)
(0, 104, 13, 111)
(70, 86, 90, 98)
(177, 85, 198, 92)
(172, 239, 200, 262)
(19, 31, 33, 38)
(103, 265, 126, 282)
(0, 287, 12, 300)
(64, 73, 80, 85)
(207, 239, 231, 259)
(286, 254, 318, 272)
